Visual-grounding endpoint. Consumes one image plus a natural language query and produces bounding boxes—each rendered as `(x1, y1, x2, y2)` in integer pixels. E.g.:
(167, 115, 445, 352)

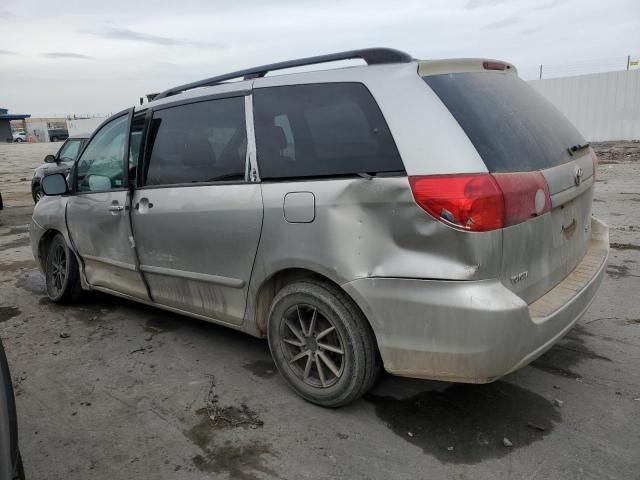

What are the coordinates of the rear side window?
(423, 73, 585, 173)
(144, 97, 247, 186)
(254, 83, 404, 179)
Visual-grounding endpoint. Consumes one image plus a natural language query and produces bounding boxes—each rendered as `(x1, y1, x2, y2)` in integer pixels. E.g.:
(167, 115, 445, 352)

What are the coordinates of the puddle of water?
(185, 374, 273, 479)
(365, 381, 560, 464)
(191, 440, 277, 480)
(0, 259, 35, 274)
(606, 264, 637, 279)
(144, 315, 181, 334)
(610, 243, 640, 251)
(0, 306, 21, 322)
(243, 360, 277, 379)
(532, 324, 611, 379)
(0, 236, 30, 250)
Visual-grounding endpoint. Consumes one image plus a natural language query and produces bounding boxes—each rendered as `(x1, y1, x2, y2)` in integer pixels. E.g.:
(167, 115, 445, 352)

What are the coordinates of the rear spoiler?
(418, 58, 518, 77)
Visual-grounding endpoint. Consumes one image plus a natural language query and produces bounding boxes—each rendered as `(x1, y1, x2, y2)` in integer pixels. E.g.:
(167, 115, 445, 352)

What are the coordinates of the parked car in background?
(0, 338, 25, 479)
(32, 48, 609, 407)
(47, 129, 69, 142)
(11, 132, 26, 143)
(31, 134, 88, 202)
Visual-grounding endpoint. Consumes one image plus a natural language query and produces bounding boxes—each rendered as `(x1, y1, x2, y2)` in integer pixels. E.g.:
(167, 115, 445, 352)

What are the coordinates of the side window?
(58, 139, 82, 162)
(253, 83, 404, 179)
(75, 115, 128, 192)
(144, 97, 247, 186)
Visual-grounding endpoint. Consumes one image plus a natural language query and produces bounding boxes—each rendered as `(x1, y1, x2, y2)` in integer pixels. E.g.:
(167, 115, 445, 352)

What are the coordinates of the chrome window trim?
(139, 264, 245, 288)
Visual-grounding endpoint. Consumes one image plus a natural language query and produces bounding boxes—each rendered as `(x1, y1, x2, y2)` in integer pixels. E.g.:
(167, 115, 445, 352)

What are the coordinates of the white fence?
(67, 117, 106, 136)
(528, 69, 640, 142)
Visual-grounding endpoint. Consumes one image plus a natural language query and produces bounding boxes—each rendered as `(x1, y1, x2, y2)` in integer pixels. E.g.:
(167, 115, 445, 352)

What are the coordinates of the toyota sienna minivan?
(32, 48, 609, 407)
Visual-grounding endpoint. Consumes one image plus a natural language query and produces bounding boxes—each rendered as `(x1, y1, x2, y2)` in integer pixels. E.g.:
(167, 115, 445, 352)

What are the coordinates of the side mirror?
(41, 173, 69, 196)
(44, 154, 57, 164)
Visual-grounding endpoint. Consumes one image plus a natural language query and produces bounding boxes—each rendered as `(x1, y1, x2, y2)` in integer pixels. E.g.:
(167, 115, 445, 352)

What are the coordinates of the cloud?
(524, 0, 559, 12)
(42, 52, 93, 59)
(464, 0, 516, 10)
(484, 14, 521, 28)
(94, 26, 224, 48)
(0, 49, 16, 55)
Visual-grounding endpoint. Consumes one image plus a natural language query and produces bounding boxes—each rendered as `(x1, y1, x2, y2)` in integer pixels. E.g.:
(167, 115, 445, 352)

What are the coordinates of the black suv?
(31, 134, 88, 202)
(47, 129, 69, 142)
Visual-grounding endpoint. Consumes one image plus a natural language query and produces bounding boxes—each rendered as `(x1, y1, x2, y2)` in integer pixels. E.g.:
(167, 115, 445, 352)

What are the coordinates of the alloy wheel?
(48, 244, 66, 296)
(280, 304, 346, 388)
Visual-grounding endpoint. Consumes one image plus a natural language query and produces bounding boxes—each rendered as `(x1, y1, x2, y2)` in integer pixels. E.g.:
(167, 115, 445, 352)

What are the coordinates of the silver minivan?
(32, 48, 609, 407)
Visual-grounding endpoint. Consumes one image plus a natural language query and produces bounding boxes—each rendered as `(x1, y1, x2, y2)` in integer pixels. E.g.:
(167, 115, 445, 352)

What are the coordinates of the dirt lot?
(0, 142, 639, 479)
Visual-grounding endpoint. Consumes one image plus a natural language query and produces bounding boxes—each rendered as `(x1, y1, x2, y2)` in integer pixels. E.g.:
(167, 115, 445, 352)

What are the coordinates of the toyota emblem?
(574, 167, 583, 186)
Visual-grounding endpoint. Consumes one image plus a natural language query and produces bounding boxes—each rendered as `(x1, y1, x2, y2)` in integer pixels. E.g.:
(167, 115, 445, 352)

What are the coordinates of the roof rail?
(154, 48, 413, 100)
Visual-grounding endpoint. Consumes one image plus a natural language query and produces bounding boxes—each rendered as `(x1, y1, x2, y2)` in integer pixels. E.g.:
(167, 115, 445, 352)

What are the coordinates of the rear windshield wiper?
(567, 142, 590, 156)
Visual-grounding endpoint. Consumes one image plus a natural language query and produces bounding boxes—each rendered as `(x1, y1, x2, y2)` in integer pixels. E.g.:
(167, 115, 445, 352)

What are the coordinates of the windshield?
(58, 139, 83, 162)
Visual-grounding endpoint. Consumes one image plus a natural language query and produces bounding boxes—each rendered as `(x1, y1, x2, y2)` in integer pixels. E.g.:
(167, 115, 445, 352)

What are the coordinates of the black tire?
(50, 136, 57, 142)
(267, 279, 380, 407)
(14, 138, 23, 143)
(32, 186, 43, 204)
(0, 338, 24, 480)
(45, 234, 82, 303)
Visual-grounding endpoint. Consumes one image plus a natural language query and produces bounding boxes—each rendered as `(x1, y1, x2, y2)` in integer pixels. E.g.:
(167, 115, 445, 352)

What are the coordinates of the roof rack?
(154, 48, 413, 100)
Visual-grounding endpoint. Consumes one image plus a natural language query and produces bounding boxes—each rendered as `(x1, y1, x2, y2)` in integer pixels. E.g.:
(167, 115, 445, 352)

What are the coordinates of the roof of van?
(139, 49, 516, 111)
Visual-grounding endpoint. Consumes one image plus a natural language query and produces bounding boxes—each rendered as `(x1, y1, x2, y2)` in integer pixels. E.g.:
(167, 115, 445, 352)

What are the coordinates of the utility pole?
(539, 64, 543, 80)
(627, 55, 631, 71)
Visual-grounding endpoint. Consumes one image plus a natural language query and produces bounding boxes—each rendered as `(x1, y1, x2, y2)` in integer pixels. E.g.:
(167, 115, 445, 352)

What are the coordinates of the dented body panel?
(343, 218, 609, 382)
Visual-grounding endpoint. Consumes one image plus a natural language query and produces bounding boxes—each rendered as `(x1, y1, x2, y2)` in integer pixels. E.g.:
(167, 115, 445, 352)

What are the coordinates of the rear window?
(423, 73, 585, 173)
(253, 83, 404, 180)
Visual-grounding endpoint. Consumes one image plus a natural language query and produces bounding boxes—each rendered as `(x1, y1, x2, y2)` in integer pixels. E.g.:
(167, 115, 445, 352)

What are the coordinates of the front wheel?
(45, 234, 82, 303)
(15, 138, 23, 143)
(33, 186, 43, 203)
(267, 279, 380, 407)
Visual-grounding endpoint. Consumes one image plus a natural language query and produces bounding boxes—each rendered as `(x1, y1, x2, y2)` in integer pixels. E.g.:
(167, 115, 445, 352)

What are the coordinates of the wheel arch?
(37, 228, 86, 288)
(37, 228, 62, 267)
(251, 267, 379, 350)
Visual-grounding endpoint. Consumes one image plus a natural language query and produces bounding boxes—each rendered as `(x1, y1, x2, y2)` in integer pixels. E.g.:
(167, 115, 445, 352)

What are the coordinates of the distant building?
(0, 107, 30, 142)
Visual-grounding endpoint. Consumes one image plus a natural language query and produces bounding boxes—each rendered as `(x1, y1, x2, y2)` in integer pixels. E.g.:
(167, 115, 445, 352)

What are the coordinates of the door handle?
(108, 205, 125, 212)
(134, 198, 154, 211)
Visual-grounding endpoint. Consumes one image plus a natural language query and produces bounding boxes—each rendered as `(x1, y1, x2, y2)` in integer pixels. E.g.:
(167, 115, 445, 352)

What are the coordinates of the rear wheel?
(14, 138, 23, 143)
(267, 279, 380, 407)
(45, 234, 82, 303)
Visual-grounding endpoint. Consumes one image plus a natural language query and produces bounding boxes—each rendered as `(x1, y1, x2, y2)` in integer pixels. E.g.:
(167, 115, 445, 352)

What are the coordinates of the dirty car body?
(30, 48, 609, 405)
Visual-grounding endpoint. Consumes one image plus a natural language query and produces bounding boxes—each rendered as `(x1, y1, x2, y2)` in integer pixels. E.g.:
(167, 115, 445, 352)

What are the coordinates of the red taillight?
(409, 174, 504, 231)
(409, 172, 551, 232)
(492, 172, 551, 226)
(482, 61, 508, 71)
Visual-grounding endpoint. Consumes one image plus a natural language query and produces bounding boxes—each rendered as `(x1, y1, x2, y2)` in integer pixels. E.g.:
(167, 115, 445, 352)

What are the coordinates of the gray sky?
(1, 0, 638, 116)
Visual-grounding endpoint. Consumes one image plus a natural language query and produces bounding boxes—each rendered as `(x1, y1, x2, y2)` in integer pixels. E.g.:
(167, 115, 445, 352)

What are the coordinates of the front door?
(131, 94, 263, 325)
(66, 111, 148, 299)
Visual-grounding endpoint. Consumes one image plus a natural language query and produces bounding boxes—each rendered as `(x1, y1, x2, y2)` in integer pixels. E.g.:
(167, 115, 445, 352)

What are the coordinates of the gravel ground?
(0, 142, 639, 479)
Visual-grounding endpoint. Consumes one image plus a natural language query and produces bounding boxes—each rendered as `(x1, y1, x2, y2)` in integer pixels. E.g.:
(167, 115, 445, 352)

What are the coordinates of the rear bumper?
(342, 217, 609, 383)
